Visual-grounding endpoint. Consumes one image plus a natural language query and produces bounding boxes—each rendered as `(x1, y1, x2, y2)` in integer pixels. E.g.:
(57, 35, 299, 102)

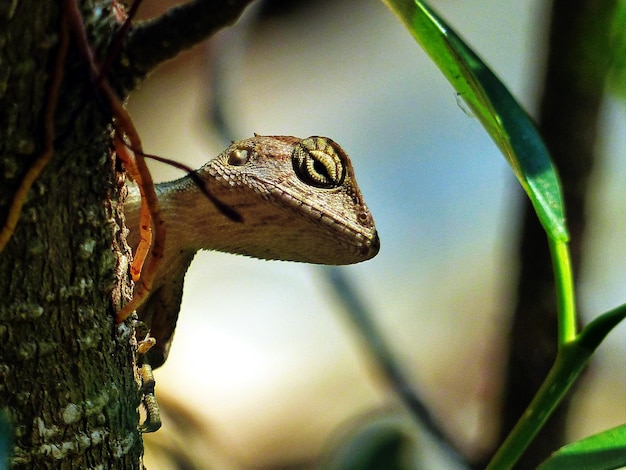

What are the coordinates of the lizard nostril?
(357, 210, 371, 225)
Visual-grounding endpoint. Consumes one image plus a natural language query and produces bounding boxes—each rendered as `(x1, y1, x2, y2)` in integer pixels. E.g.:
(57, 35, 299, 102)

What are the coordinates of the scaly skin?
(125, 135, 379, 367)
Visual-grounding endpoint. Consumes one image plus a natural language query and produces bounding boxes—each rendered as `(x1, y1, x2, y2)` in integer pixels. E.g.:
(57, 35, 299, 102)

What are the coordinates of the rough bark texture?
(0, 1, 142, 468)
(0, 0, 257, 467)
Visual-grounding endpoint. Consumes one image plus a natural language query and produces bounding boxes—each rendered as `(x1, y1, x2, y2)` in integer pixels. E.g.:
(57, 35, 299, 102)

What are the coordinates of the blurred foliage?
(380, 0, 625, 468)
(578, 0, 626, 97)
(324, 415, 417, 470)
(606, 0, 626, 97)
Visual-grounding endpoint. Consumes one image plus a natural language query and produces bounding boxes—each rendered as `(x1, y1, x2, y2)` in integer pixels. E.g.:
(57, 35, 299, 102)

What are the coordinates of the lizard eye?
(292, 137, 346, 188)
(228, 148, 249, 166)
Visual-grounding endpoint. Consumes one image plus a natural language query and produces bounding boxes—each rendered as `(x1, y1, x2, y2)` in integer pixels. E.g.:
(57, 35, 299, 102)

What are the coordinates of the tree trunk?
(0, 1, 142, 468)
(0, 0, 256, 466)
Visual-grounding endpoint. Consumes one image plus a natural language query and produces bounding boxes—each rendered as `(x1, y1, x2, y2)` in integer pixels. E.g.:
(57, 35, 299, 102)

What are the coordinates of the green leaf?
(537, 424, 626, 470)
(485, 303, 626, 470)
(576, 302, 626, 351)
(609, 0, 626, 96)
(381, 0, 569, 241)
(324, 416, 414, 470)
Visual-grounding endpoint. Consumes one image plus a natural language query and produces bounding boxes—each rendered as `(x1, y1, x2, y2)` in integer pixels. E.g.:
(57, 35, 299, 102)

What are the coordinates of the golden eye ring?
(292, 137, 346, 189)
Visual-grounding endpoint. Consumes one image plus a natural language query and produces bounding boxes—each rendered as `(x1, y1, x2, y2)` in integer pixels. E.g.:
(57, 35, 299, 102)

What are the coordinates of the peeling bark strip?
(64, 0, 167, 325)
(1, 0, 257, 467)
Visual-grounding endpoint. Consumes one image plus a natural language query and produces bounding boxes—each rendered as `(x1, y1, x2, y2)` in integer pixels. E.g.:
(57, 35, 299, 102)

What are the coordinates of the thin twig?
(97, 0, 145, 83)
(0, 7, 70, 252)
(67, 0, 244, 322)
(122, 144, 242, 222)
(120, 0, 256, 90)
(113, 134, 152, 282)
(325, 267, 469, 467)
(65, 0, 165, 323)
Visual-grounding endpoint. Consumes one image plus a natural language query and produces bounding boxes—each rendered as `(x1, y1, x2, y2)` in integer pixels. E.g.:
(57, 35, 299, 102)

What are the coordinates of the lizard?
(124, 135, 380, 369)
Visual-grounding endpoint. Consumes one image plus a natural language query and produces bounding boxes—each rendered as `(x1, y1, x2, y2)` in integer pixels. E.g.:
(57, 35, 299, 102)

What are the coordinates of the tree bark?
(0, 1, 143, 468)
(0, 0, 255, 468)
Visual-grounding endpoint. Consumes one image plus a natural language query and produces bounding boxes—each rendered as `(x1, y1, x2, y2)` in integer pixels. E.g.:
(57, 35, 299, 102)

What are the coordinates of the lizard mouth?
(205, 138, 380, 264)
(208, 174, 380, 264)
(365, 230, 381, 257)
(262, 181, 380, 262)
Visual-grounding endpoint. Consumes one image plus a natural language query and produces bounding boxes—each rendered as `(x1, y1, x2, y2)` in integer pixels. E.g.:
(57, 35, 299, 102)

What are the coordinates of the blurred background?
(127, 0, 625, 468)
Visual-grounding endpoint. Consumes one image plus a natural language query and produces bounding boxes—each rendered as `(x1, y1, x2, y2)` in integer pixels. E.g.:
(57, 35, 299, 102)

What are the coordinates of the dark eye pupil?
(313, 159, 329, 180)
(292, 137, 346, 189)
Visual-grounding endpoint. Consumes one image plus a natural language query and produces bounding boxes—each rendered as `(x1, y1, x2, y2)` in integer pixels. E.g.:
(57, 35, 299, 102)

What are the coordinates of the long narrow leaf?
(537, 424, 626, 470)
(485, 302, 626, 469)
(382, 0, 569, 241)
(576, 302, 626, 350)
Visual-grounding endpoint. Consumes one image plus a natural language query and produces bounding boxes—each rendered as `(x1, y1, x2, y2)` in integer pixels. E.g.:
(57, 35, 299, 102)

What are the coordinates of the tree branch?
(119, 0, 257, 91)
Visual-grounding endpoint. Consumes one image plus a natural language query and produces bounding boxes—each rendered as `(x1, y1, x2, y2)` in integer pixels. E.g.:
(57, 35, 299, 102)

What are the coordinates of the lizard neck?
(123, 135, 379, 369)
(126, 176, 240, 260)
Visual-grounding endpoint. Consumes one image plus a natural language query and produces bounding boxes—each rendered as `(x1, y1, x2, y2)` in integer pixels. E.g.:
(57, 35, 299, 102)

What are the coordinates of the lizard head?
(128, 135, 380, 368)
(193, 135, 380, 265)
